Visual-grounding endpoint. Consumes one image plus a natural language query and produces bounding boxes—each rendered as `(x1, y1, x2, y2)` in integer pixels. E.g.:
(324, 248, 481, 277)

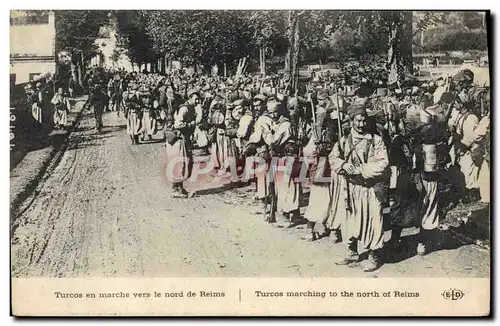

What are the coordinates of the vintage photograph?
(10, 9, 490, 288)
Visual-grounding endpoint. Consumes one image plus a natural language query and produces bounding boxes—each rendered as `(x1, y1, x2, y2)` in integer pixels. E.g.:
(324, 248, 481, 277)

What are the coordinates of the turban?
(267, 101, 279, 113)
(254, 94, 267, 102)
(348, 102, 367, 119)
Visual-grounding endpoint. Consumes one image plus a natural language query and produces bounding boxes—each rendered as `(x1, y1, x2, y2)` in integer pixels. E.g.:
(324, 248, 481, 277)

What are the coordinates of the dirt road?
(11, 110, 490, 278)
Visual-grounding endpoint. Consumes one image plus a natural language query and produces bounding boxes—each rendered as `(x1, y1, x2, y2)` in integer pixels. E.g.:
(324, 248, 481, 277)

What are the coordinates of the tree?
(141, 10, 254, 73)
(114, 10, 155, 71)
(283, 11, 302, 95)
(322, 11, 414, 83)
(245, 10, 287, 75)
(55, 10, 110, 90)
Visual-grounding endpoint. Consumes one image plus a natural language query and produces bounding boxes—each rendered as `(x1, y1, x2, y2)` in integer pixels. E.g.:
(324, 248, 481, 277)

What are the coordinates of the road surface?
(11, 109, 490, 278)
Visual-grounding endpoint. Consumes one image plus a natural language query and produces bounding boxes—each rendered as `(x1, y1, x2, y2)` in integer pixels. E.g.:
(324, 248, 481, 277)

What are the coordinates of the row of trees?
(51, 10, 488, 94)
(112, 10, 421, 93)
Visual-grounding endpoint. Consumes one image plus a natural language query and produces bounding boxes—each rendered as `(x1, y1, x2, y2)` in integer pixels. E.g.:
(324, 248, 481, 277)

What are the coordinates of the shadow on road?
(11, 131, 68, 172)
(385, 229, 465, 265)
(195, 181, 250, 196)
(99, 125, 127, 134)
(66, 134, 114, 151)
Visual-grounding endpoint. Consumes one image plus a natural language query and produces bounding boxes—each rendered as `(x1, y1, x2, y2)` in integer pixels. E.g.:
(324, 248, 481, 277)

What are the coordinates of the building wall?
(10, 60, 56, 85)
(10, 10, 56, 85)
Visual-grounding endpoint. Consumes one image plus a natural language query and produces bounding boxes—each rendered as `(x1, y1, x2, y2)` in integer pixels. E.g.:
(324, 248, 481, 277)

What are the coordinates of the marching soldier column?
(64, 62, 489, 273)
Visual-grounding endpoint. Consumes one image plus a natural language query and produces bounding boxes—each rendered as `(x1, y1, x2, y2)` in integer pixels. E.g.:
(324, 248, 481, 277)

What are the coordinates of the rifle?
(262, 153, 277, 223)
(334, 83, 343, 139)
(267, 163, 277, 223)
(307, 89, 316, 124)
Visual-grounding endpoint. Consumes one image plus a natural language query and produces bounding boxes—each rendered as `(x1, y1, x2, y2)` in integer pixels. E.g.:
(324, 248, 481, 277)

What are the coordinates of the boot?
(303, 221, 319, 242)
(335, 241, 359, 265)
(388, 226, 403, 250)
(289, 210, 303, 225)
(170, 183, 184, 198)
(417, 229, 430, 256)
(363, 249, 384, 272)
(148, 135, 153, 141)
(179, 184, 196, 198)
(328, 229, 341, 243)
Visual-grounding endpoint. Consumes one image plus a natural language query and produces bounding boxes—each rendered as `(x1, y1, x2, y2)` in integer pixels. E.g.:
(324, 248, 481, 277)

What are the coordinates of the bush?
(424, 28, 488, 52)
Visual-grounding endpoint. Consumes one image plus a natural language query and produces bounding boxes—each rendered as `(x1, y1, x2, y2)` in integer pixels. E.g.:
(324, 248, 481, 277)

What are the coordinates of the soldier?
(412, 92, 451, 255)
(124, 83, 142, 145)
(237, 96, 256, 154)
(223, 99, 245, 181)
(303, 90, 340, 241)
(246, 97, 274, 209)
(164, 86, 184, 131)
(267, 101, 302, 225)
(51, 87, 71, 130)
(209, 95, 228, 176)
(32, 82, 44, 129)
(329, 103, 389, 272)
(192, 90, 210, 156)
(89, 80, 107, 132)
(448, 80, 481, 202)
(166, 89, 198, 198)
(380, 94, 413, 248)
(138, 86, 156, 142)
(476, 109, 490, 203)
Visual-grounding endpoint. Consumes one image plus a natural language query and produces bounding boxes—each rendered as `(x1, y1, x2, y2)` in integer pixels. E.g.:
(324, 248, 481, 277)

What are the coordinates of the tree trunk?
(80, 51, 85, 78)
(285, 10, 300, 96)
(70, 62, 78, 88)
(77, 63, 83, 91)
(284, 11, 292, 75)
(401, 11, 413, 75)
(260, 47, 267, 76)
(387, 11, 413, 86)
(160, 57, 165, 74)
(260, 48, 263, 75)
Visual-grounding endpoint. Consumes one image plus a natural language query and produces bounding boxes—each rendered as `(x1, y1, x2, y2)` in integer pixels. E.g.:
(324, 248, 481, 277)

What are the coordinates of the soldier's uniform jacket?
(123, 91, 140, 115)
(164, 94, 184, 129)
(269, 116, 298, 157)
(158, 85, 166, 107)
(51, 93, 70, 111)
(317, 118, 338, 157)
(224, 108, 240, 139)
(236, 110, 254, 141)
(247, 113, 274, 160)
(174, 102, 197, 141)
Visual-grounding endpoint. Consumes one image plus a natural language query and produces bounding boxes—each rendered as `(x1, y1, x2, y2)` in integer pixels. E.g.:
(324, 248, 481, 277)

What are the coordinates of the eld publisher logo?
(442, 289, 465, 301)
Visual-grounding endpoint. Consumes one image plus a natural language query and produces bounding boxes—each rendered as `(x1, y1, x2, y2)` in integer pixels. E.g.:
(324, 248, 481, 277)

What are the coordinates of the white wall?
(10, 11, 56, 84)
(10, 60, 56, 84)
(10, 11, 55, 57)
